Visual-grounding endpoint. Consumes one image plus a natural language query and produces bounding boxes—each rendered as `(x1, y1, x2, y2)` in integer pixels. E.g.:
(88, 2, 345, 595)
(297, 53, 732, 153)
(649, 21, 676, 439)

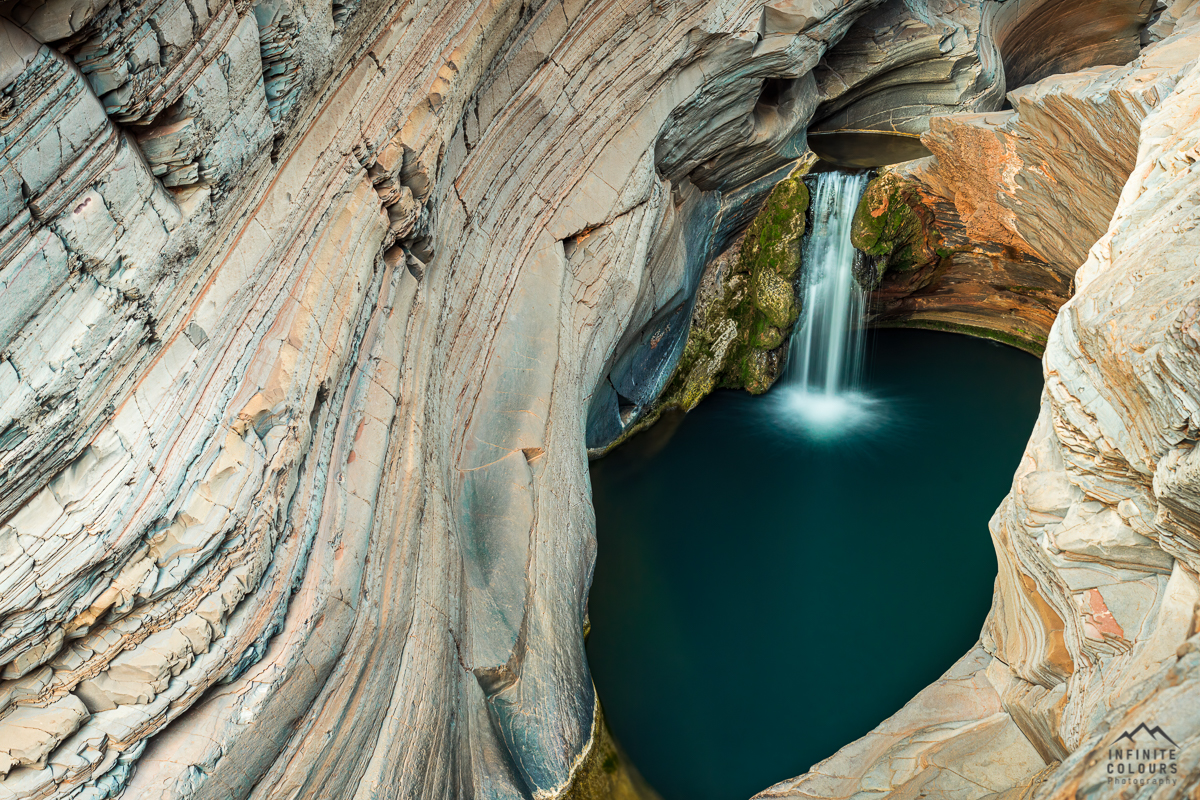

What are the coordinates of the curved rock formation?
(588, 171, 813, 452)
(761, 6, 1200, 798)
(0, 0, 994, 796)
(2, 0, 1200, 797)
(809, 0, 1003, 133)
(991, 0, 1155, 91)
(849, 20, 1196, 354)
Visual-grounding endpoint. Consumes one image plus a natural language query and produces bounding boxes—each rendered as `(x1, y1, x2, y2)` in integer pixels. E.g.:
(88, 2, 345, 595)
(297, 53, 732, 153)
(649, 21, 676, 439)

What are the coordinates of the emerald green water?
(585, 329, 1043, 800)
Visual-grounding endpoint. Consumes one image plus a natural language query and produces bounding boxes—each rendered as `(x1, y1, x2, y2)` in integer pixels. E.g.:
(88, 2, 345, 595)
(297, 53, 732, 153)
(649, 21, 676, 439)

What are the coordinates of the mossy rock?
(717, 173, 810, 393)
(738, 176, 810, 279)
(879, 318, 1047, 357)
(736, 347, 776, 394)
(753, 324, 784, 350)
(851, 172, 946, 279)
(750, 267, 796, 329)
(563, 703, 661, 800)
(673, 319, 738, 411)
(595, 167, 814, 454)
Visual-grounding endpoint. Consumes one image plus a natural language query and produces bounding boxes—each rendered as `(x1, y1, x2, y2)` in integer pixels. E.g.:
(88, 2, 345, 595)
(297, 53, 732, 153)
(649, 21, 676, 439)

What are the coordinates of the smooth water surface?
(586, 329, 1044, 800)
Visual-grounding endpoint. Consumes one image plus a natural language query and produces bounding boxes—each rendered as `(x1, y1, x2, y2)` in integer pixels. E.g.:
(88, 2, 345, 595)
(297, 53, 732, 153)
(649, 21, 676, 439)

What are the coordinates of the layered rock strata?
(592, 0, 1010, 446)
(854, 20, 1198, 354)
(607, 0, 1174, 422)
(0, 0, 1030, 797)
(3, 0, 1200, 797)
(583, 0, 1012, 446)
(761, 7, 1200, 799)
(588, 169, 812, 454)
(808, 0, 1004, 134)
(989, 0, 1156, 90)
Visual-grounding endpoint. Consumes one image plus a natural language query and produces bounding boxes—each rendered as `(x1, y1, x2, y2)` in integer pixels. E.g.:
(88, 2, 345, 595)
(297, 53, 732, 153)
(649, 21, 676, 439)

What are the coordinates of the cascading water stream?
(779, 170, 877, 435)
(787, 170, 871, 392)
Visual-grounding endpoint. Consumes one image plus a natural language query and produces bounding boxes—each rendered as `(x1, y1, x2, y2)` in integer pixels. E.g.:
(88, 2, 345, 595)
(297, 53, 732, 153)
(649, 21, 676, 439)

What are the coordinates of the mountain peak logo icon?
(1116, 723, 1177, 747)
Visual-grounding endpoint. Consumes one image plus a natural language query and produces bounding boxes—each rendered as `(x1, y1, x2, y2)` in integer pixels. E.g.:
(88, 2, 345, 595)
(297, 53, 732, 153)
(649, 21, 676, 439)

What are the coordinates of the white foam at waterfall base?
(772, 387, 889, 440)
(776, 170, 883, 439)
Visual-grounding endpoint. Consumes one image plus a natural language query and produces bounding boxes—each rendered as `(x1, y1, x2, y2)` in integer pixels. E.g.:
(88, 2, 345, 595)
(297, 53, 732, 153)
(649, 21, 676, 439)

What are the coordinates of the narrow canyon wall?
(852, 13, 1196, 354)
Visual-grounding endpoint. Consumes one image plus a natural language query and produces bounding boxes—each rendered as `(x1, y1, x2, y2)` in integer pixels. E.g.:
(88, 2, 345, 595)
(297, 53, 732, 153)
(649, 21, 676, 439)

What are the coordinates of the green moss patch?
(593, 168, 813, 456)
(851, 172, 947, 283)
(738, 176, 810, 281)
(720, 174, 809, 394)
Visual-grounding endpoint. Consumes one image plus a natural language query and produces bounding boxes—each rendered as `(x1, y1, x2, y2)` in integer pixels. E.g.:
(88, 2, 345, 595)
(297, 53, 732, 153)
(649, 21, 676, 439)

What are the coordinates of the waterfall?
(786, 170, 871, 394)
(778, 170, 877, 436)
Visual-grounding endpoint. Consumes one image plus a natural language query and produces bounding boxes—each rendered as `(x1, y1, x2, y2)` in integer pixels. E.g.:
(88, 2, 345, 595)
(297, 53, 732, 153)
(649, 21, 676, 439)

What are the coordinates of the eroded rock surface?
(589, 169, 812, 453)
(0, 0, 1027, 796)
(852, 18, 1198, 354)
(3, 0, 1200, 796)
(809, 0, 1004, 133)
(762, 6, 1200, 799)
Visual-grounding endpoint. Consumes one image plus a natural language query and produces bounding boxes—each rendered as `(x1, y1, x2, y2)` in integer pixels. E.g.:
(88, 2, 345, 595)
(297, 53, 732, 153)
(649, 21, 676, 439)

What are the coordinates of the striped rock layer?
(1, 0, 1199, 798)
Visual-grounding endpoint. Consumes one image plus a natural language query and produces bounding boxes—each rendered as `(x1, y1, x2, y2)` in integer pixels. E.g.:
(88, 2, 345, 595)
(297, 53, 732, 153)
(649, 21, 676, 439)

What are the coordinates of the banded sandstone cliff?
(1, 0, 1199, 799)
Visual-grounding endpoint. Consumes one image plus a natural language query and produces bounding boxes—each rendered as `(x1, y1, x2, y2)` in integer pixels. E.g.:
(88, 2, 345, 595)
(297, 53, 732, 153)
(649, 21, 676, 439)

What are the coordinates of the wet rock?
(850, 170, 946, 276)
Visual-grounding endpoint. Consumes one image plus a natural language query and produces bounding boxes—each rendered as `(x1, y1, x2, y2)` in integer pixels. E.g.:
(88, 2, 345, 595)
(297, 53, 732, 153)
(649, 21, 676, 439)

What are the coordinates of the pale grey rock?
(1, 0, 1199, 796)
(756, 647, 1047, 800)
(810, 0, 1005, 134)
(0, 0, 950, 796)
(0, 695, 88, 775)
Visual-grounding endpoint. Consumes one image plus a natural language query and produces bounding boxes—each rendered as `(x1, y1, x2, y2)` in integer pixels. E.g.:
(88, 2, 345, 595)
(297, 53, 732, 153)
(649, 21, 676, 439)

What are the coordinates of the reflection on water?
(586, 329, 1044, 800)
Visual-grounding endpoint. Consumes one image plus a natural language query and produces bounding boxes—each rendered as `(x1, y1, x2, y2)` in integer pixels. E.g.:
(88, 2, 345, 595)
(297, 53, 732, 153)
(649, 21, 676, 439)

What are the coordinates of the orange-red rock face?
(763, 6, 1200, 799)
(856, 31, 1196, 355)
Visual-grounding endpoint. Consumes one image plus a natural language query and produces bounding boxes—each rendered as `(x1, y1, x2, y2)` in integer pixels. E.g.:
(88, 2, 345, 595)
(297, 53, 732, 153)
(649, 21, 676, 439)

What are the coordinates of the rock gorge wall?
(582, 0, 1019, 443)
(4, 0, 1200, 799)
(0, 0, 1010, 797)
(761, 4, 1200, 799)
(855, 14, 1198, 355)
